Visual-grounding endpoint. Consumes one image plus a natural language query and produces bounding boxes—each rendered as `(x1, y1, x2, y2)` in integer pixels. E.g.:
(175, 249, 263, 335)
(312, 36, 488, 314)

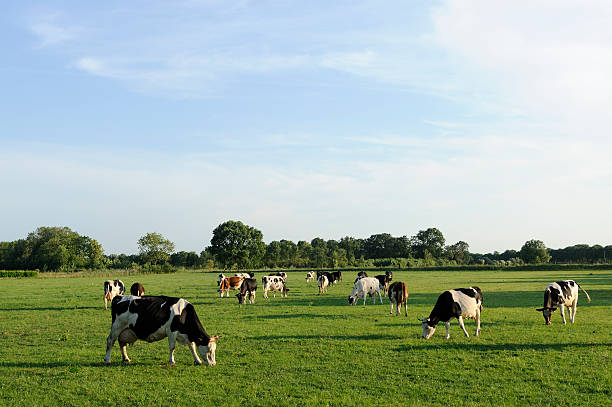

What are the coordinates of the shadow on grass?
(394, 342, 612, 352)
(242, 313, 343, 320)
(0, 361, 111, 368)
(248, 334, 402, 341)
(0, 306, 100, 312)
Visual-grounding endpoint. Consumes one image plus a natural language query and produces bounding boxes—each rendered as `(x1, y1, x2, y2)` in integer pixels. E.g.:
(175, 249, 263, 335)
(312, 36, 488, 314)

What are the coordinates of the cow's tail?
(577, 283, 591, 303)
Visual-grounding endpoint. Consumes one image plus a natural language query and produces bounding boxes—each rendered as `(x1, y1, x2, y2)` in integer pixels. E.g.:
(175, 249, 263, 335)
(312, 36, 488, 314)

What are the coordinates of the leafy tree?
(445, 241, 471, 264)
(264, 241, 282, 268)
(412, 228, 446, 258)
(310, 237, 328, 268)
(520, 239, 551, 264)
(209, 220, 265, 269)
(138, 232, 175, 265)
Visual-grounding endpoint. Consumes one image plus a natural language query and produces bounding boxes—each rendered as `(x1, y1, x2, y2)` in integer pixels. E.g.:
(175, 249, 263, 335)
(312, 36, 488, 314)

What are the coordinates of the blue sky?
(2, 1, 611, 254)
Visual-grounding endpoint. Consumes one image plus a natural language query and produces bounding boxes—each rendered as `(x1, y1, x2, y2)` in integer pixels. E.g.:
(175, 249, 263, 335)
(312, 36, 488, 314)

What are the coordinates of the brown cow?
(388, 281, 409, 316)
(130, 282, 145, 296)
(218, 277, 244, 297)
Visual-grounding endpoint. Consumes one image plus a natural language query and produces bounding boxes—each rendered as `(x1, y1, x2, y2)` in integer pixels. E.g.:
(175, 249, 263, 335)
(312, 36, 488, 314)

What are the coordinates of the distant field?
(0, 269, 610, 406)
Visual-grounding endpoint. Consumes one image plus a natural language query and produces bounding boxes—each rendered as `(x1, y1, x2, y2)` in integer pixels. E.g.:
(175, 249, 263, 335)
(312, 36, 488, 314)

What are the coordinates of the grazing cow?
(217, 274, 226, 287)
(373, 271, 393, 296)
(236, 278, 257, 305)
(262, 275, 289, 298)
(388, 281, 409, 317)
(218, 277, 244, 297)
(536, 280, 591, 325)
(105, 295, 219, 366)
(305, 271, 316, 282)
(318, 275, 329, 294)
(268, 272, 287, 281)
(130, 282, 145, 296)
(234, 272, 254, 279)
(103, 280, 125, 310)
(348, 277, 383, 306)
(421, 287, 483, 339)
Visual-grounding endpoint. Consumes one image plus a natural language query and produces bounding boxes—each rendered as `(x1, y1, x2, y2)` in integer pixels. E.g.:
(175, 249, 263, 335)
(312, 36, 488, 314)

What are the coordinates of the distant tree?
(138, 232, 175, 265)
(445, 241, 471, 264)
(520, 239, 551, 264)
(209, 220, 265, 269)
(279, 240, 297, 267)
(310, 237, 328, 268)
(264, 241, 282, 268)
(412, 228, 446, 258)
(338, 236, 363, 262)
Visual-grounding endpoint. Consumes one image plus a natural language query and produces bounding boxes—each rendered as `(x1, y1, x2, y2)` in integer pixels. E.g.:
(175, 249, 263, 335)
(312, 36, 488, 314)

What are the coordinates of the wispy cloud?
(28, 12, 79, 46)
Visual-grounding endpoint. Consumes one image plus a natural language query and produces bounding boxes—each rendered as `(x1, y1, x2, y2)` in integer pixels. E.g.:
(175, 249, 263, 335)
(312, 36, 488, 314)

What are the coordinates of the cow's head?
(348, 295, 357, 305)
(197, 335, 219, 366)
(236, 292, 245, 304)
(420, 318, 436, 339)
(535, 307, 557, 325)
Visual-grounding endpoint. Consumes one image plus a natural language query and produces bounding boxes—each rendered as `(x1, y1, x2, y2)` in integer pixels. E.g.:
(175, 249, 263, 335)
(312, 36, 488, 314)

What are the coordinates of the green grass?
(0, 270, 610, 406)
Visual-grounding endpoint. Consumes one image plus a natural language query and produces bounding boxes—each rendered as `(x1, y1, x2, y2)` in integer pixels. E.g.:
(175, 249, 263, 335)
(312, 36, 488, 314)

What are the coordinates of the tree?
(209, 220, 265, 269)
(412, 228, 446, 259)
(446, 241, 471, 264)
(138, 232, 175, 265)
(520, 239, 551, 264)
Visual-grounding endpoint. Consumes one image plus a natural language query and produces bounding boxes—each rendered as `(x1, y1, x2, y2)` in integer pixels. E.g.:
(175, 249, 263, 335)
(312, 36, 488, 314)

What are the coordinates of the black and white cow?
(105, 295, 219, 366)
(268, 272, 287, 280)
(234, 272, 255, 279)
(318, 274, 329, 294)
(348, 277, 383, 305)
(373, 271, 393, 296)
(421, 287, 483, 339)
(536, 280, 591, 325)
(103, 280, 125, 310)
(305, 271, 316, 282)
(236, 278, 257, 305)
(318, 271, 338, 285)
(353, 271, 369, 284)
(262, 275, 288, 298)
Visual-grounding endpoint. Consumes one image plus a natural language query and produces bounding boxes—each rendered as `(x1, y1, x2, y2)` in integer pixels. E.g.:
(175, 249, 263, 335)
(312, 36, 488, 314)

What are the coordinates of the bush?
(0, 270, 38, 277)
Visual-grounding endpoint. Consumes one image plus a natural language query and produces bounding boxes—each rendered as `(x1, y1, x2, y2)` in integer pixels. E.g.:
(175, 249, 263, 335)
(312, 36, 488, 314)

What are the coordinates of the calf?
(130, 282, 145, 296)
(262, 275, 289, 298)
(305, 271, 316, 282)
(536, 280, 591, 325)
(236, 278, 257, 304)
(348, 277, 383, 306)
(103, 280, 125, 310)
(318, 275, 329, 294)
(388, 281, 409, 317)
(421, 287, 483, 339)
(105, 295, 219, 366)
(218, 277, 244, 297)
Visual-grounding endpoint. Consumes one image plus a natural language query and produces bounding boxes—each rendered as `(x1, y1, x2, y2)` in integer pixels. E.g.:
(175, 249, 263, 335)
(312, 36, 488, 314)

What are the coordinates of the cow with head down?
(105, 295, 219, 366)
(536, 280, 591, 325)
(421, 287, 483, 339)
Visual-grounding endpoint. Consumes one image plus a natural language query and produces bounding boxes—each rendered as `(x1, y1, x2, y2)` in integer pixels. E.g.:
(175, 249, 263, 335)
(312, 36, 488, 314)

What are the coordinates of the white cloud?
(28, 12, 79, 46)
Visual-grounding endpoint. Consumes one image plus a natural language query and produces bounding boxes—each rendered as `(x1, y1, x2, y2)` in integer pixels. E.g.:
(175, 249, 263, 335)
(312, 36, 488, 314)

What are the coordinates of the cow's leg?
(377, 290, 383, 305)
(119, 342, 131, 363)
(188, 342, 203, 365)
(475, 312, 481, 336)
(570, 301, 577, 323)
(104, 323, 122, 364)
(167, 334, 177, 365)
(457, 316, 469, 338)
(445, 322, 451, 339)
(560, 304, 567, 324)
(389, 300, 394, 315)
(104, 298, 108, 310)
(404, 301, 408, 317)
(363, 295, 367, 306)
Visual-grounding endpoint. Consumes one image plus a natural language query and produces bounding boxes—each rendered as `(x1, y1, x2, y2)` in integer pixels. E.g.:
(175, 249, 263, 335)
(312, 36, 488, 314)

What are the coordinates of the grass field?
(0, 269, 610, 406)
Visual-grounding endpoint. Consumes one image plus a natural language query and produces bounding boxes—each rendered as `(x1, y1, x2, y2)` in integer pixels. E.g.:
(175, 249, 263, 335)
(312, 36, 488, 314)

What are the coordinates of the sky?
(1, 0, 611, 255)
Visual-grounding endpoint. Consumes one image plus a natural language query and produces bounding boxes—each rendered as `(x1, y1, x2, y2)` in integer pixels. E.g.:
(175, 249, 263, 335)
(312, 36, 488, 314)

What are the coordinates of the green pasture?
(0, 269, 610, 406)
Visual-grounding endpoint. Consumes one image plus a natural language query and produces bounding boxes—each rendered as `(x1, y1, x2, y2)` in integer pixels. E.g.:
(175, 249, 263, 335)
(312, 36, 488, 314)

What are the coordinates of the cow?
(348, 277, 383, 306)
(236, 278, 257, 305)
(217, 274, 226, 286)
(318, 271, 338, 285)
(305, 271, 316, 282)
(373, 271, 393, 296)
(318, 274, 329, 294)
(262, 275, 289, 298)
(104, 295, 219, 366)
(536, 280, 591, 325)
(130, 282, 145, 296)
(234, 272, 254, 279)
(331, 271, 342, 282)
(103, 280, 125, 310)
(421, 287, 483, 339)
(353, 271, 369, 284)
(218, 277, 244, 297)
(388, 281, 409, 317)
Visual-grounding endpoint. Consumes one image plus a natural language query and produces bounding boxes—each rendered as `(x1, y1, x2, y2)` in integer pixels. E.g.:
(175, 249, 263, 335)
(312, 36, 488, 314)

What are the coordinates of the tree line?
(0, 223, 610, 272)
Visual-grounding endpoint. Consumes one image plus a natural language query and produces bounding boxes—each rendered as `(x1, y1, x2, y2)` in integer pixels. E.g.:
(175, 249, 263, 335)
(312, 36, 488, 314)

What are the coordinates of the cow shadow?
(0, 361, 109, 368)
(249, 333, 402, 341)
(394, 341, 612, 353)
